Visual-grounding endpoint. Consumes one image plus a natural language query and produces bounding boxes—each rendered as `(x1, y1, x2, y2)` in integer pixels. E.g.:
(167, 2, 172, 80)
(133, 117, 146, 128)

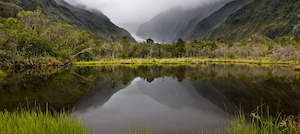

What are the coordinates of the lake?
(0, 64, 300, 134)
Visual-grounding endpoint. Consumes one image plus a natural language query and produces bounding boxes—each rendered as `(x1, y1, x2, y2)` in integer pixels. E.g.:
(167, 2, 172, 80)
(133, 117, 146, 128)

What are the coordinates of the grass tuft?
(0, 109, 87, 134)
(224, 113, 300, 134)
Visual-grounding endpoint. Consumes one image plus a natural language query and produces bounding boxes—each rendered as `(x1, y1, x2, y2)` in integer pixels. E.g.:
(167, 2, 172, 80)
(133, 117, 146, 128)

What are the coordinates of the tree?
(146, 38, 154, 44)
(173, 38, 185, 57)
(120, 36, 131, 58)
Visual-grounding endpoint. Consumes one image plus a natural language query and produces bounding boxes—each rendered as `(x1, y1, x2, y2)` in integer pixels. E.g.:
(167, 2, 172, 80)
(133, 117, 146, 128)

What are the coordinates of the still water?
(0, 64, 300, 133)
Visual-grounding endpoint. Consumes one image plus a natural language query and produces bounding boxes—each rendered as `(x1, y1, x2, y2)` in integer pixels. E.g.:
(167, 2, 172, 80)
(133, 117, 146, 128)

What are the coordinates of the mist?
(64, 0, 227, 34)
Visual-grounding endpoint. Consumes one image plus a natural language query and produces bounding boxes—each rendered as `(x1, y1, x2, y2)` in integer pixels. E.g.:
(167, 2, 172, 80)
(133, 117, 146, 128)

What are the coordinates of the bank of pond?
(1, 109, 299, 134)
(0, 64, 299, 134)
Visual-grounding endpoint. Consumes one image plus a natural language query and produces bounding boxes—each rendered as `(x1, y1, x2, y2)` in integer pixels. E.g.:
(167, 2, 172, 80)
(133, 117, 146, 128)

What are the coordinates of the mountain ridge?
(136, 0, 231, 43)
(183, 0, 250, 41)
(0, 0, 135, 41)
(204, 0, 300, 41)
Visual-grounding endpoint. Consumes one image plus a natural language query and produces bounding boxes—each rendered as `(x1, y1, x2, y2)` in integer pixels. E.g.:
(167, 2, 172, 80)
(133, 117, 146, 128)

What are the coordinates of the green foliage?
(91, 35, 299, 61)
(0, 10, 97, 67)
(0, 10, 299, 68)
(225, 111, 300, 134)
(173, 38, 186, 57)
(206, 0, 300, 41)
(0, 109, 87, 134)
(1, 0, 134, 41)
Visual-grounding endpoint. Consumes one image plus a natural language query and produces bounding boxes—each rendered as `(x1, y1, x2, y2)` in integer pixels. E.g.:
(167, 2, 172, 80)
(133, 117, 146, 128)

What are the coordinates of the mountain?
(204, 0, 300, 41)
(136, 0, 231, 43)
(0, 0, 135, 41)
(183, 0, 250, 41)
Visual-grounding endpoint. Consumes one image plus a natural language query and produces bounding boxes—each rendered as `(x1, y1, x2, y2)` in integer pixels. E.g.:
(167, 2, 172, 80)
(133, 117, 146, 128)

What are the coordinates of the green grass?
(0, 109, 87, 134)
(73, 58, 299, 66)
(123, 109, 300, 134)
(224, 113, 300, 134)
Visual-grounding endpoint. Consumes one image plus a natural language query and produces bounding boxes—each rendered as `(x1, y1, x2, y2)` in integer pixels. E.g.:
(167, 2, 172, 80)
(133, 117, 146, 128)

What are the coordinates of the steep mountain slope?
(183, 0, 250, 41)
(136, 0, 231, 43)
(205, 0, 300, 41)
(0, 0, 135, 41)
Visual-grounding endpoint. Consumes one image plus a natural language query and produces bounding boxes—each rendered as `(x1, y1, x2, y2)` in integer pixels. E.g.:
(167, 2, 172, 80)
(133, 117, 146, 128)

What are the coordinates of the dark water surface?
(1, 64, 300, 134)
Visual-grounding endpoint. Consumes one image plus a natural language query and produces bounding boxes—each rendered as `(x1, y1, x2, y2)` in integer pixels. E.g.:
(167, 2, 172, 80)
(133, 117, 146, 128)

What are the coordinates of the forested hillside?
(0, 0, 134, 41)
(0, 10, 99, 67)
(183, 0, 250, 40)
(205, 0, 300, 41)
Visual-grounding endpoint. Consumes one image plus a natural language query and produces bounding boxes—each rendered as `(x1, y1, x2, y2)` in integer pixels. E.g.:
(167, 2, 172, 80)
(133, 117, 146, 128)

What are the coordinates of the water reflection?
(74, 77, 230, 134)
(0, 64, 300, 133)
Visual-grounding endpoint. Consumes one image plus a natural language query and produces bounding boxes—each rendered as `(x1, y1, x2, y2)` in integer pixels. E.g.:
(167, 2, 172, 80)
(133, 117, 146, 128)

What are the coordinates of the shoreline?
(73, 58, 300, 67)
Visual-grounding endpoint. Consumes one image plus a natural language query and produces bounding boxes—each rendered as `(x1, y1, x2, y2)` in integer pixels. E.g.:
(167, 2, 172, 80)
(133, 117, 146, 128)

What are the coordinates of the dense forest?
(0, 10, 97, 67)
(0, 10, 300, 68)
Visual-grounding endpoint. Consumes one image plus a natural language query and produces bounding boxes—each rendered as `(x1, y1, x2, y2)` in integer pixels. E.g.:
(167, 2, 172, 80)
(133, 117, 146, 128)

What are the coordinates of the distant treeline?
(0, 10, 299, 68)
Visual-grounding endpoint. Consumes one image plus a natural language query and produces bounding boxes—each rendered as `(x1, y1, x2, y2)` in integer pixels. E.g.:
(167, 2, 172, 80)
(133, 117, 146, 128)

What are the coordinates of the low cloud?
(64, 0, 225, 25)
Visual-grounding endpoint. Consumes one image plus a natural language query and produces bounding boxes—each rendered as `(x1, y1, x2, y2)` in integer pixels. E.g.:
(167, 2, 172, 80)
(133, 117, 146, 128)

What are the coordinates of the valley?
(0, 0, 299, 133)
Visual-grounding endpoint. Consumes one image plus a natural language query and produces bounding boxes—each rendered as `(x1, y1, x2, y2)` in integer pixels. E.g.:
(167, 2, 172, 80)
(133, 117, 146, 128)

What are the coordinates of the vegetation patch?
(0, 70, 4, 82)
(225, 112, 300, 134)
(0, 109, 87, 134)
(126, 112, 300, 134)
(73, 58, 299, 66)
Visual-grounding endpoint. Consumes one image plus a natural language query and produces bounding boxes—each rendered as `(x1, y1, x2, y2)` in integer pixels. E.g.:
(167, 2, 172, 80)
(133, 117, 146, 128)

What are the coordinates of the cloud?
(64, 0, 223, 25)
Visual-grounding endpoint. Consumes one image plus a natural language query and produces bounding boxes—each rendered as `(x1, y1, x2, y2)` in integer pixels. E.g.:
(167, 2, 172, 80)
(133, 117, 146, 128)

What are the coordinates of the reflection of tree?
(1, 65, 299, 114)
(90, 65, 300, 115)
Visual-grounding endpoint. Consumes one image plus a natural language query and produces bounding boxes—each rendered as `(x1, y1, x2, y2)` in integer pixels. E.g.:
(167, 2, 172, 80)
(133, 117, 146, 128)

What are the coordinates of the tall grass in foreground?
(224, 113, 300, 134)
(0, 109, 87, 134)
(127, 110, 300, 134)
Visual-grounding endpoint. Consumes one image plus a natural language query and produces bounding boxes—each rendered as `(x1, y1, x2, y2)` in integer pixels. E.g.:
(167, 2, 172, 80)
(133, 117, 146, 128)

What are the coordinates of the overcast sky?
(64, 0, 222, 25)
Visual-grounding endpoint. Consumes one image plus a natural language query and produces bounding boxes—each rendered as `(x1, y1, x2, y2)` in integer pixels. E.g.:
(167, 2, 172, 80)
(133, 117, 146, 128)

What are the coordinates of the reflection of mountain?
(73, 65, 300, 115)
(72, 66, 300, 134)
(74, 81, 126, 113)
(74, 77, 234, 113)
(135, 78, 233, 113)
(2, 65, 300, 116)
(74, 78, 230, 134)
